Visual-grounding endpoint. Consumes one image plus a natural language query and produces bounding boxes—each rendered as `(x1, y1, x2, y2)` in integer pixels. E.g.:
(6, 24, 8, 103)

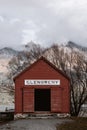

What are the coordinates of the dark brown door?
(35, 89, 51, 111)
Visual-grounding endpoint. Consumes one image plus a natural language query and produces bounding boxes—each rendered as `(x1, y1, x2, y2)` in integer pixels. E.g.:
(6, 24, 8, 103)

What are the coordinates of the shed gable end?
(14, 57, 69, 81)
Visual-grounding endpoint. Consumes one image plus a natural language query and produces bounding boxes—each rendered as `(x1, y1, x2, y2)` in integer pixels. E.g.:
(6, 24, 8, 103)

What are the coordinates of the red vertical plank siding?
(23, 88, 34, 112)
(51, 88, 62, 112)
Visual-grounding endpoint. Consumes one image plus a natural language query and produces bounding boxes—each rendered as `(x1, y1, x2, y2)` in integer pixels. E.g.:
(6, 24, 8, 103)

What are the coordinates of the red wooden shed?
(14, 56, 70, 114)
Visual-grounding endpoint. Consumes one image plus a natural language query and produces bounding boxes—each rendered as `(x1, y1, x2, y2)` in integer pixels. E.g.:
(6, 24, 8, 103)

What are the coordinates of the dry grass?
(57, 117, 87, 130)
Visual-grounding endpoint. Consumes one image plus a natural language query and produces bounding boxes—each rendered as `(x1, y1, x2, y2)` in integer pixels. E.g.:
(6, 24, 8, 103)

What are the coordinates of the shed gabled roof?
(14, 56, 70, 81)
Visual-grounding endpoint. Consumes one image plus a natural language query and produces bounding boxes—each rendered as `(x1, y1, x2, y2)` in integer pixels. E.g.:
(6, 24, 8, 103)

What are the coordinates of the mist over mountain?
(66, 41, 87, 51)
(0, 47, 19, 58)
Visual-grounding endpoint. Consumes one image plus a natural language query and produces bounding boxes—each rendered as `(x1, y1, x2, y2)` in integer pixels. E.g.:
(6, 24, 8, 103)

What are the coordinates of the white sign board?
(24, 80, 60, 86)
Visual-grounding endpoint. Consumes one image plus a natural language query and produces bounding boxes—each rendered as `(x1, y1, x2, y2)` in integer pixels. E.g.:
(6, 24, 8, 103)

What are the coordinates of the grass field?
(57, 117, 87, 130)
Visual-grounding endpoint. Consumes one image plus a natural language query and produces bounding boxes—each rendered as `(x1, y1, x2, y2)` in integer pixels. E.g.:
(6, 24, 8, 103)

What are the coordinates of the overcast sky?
(0, 0, 87, 49)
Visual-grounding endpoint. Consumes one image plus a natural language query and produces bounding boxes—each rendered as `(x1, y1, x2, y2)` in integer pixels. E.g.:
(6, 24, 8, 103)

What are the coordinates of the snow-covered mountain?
(24, 41, 38, 50)
(66, 41, 87, 52)
(0, 47, 19, 58)
(0, 47, 19, 77)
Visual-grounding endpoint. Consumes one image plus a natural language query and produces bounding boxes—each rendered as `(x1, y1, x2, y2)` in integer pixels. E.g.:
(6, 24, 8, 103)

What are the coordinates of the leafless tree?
(69, 50, 87, 116)
(8, 43, 87, 116)
(45, 44, 69, 74)
(45, 44, 87, 116)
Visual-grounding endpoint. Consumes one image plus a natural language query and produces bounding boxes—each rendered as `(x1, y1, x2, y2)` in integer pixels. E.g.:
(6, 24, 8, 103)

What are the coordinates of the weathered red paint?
(14, 56, 70, 114)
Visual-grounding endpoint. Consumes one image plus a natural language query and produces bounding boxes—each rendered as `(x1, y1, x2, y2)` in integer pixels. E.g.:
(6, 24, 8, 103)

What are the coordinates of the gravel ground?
(0, 118, 71, 130)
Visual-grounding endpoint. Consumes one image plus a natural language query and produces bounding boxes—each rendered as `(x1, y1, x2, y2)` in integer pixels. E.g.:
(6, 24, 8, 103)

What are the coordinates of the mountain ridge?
(66, 41, 87, 51)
